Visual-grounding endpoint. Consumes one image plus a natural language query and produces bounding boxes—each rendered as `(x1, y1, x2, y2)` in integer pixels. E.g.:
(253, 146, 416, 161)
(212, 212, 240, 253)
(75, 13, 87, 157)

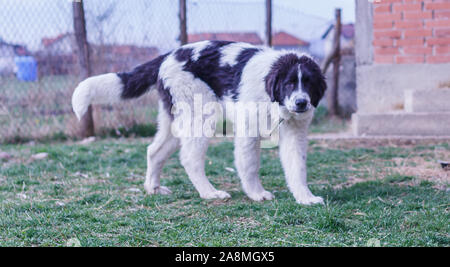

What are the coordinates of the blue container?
(15, 56, 38, 82)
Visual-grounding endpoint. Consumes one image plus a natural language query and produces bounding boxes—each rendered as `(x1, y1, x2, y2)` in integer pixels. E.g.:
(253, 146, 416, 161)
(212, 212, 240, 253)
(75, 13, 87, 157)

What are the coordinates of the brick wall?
(373, 0, 450, 64)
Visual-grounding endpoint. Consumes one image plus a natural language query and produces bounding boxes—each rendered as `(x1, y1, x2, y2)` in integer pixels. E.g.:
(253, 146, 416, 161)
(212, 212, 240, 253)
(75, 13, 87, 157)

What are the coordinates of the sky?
(213, 0, 355, 23)
(0, 0, 355, 52)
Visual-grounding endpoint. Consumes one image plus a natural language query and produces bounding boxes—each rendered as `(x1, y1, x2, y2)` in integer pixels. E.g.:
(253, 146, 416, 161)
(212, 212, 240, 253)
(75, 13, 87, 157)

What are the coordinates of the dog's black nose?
(295, 99, 308, 110)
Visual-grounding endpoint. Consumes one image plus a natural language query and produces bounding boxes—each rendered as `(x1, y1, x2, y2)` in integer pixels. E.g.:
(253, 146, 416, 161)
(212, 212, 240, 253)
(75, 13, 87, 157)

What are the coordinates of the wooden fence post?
(265, 0, 272, 47)
(179, 0, 188, 45)
(73, 0, 94, 137)
(327, 8, 342, 117)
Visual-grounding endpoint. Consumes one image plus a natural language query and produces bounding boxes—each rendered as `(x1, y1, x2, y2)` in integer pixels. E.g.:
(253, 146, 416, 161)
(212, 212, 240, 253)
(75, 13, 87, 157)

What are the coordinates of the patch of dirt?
(389, 155, 449, 189)
(333, 150, 449, 190)
(309, 135, 450, 149)
(228, 216, 262, 228)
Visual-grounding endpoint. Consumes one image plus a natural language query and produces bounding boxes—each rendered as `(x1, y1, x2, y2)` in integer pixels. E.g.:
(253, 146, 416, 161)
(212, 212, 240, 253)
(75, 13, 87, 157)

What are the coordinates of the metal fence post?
(265, 0, 272, 47)
(179, 0, 188, 45)
(73, 0, 94, 138)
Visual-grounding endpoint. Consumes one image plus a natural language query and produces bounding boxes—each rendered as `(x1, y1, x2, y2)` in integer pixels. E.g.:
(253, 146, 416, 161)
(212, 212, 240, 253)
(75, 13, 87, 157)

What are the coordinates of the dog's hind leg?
(144, 103, 180, 195)
(234, 137, 274, 201)
(179, 137, 231, 199)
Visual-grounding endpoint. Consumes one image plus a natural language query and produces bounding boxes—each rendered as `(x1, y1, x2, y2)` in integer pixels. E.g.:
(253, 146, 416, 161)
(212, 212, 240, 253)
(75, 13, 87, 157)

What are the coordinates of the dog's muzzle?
(294, 99, 309, 113)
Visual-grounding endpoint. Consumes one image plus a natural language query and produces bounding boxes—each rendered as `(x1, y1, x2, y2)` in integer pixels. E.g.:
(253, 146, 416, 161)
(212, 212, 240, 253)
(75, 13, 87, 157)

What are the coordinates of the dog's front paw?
(200, 190, 231, 200)
(295, 195, 324, 205)
(144, 184, 172, 195)
(247, 190, 275, 202)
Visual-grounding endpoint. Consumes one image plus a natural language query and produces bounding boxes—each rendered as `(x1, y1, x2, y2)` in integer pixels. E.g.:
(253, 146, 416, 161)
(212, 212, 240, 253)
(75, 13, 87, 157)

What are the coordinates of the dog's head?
(265, 53, 326, 114)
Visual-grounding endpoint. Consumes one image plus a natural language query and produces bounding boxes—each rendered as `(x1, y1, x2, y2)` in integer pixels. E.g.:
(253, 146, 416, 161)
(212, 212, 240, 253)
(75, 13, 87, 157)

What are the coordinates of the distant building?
(41, 33, 76, 55)
(309, 23, 355, 59)
(188, 32, 263, 45)
(38, 33, 77, 75)
(0, 39, 28, 75)
(39, 33, 159, 75)
(91, 44, 159, 73)
(272, 31, 310, 52)
(322, 23, 355, 56)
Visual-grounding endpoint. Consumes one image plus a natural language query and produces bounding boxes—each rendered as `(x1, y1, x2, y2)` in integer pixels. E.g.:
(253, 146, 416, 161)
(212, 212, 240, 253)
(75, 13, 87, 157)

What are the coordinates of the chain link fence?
(0, 0, 336, 143)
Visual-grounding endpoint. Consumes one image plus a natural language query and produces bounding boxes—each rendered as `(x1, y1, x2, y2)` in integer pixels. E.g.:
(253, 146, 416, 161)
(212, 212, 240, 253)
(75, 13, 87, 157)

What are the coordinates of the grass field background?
(0, 138, 448, 246)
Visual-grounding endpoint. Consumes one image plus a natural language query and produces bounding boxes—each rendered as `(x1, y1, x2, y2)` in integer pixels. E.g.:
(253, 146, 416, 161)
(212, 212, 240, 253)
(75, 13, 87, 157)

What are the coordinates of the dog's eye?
(302, 75, 310, 84)
(285, 83, 295, 90)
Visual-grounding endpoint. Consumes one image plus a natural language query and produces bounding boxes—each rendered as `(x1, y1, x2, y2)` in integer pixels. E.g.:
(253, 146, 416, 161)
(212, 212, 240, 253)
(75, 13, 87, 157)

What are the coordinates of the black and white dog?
(72, 41, 326, 205)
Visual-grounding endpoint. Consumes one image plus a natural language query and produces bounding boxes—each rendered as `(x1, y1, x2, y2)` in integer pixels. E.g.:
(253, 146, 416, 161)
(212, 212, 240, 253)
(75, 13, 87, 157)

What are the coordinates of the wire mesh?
(0, 0, 337, 143)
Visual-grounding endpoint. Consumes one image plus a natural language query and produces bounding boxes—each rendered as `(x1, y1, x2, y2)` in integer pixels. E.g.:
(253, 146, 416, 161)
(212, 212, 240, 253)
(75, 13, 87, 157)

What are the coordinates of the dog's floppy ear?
(265, 70, 280, 102)
(299, 56, 327, 107)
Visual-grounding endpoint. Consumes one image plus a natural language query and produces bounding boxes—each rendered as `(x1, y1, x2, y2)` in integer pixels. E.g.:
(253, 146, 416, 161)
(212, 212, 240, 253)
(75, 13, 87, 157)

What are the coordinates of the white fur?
(144, 101, 180, 195)
(238, 48, 279, 102)
(71, 73, 123, 120)
(219, 42, 255, 66)
(182, 40, 211, 61)
(234, 137, 274, 201)
(278, 112, 323, 205)
(157, 53, 230, 199)
(284, 91, 311, 113)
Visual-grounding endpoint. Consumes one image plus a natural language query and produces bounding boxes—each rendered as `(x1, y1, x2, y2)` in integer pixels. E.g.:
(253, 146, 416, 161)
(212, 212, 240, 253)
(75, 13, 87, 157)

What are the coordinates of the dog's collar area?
(269, 118, 285, 136)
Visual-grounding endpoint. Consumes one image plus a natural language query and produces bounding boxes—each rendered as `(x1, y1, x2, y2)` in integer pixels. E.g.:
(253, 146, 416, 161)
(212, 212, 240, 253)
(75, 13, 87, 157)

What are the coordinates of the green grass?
(0, 139, 448, 247)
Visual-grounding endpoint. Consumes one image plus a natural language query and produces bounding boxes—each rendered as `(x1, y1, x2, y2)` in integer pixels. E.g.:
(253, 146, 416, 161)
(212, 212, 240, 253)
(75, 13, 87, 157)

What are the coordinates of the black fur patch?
(175, 48, 193, 62)
(118, 53, 169, 99)
(156, 78, 173, 118)
(178, 41, 260, 100)
(299, 55, 327, 107)
(265, 53, 326, 107)
(265, 54, 300, 104)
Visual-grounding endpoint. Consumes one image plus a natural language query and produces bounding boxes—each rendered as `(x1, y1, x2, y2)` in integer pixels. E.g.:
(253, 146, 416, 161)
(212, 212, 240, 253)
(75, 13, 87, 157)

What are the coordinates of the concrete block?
(405, 88, 450, 112)
(356, 64, 450, 113)
(352, 112, 450, 136)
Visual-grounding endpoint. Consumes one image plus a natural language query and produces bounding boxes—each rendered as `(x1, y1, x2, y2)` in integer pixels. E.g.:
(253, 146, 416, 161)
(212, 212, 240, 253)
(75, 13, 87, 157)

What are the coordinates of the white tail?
(71, 73, 123, 120)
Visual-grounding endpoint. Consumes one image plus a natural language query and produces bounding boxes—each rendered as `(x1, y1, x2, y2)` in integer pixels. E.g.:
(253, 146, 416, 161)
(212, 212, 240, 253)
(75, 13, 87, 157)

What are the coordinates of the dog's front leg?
(279, 120, 323, 205)
(234, 137, 274, 201)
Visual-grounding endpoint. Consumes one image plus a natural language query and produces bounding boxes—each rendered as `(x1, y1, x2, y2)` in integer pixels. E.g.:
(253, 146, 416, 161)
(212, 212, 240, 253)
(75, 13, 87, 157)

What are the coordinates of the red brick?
(436, 46, 450, 54)
(403, 46, 433, 54)
(393, 3, 422, 12)
(374, 30, 402, 39)
(427, 37, 450, 45)
(375, 4, 392, 13)
(436, 28, 450, 37)
(374, 21, 394, 29)
(374, 39, 395, 46)
(374, 0, 402, 4)
(403, 11, 433, 20)
(374, 12, 402, 21)
(425, 2, 450, 10)
(435, 11, 450, 19)
(396, 55, 425, 63)
(374, 55, 395, 64)
(396, 20, 423, 29)
(396, 38, 425, 46)
(375, 47, 400, 55)
(427, 55, 450, 63)
(425, 20, 450, 28)
(404, 29, 433, 38)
